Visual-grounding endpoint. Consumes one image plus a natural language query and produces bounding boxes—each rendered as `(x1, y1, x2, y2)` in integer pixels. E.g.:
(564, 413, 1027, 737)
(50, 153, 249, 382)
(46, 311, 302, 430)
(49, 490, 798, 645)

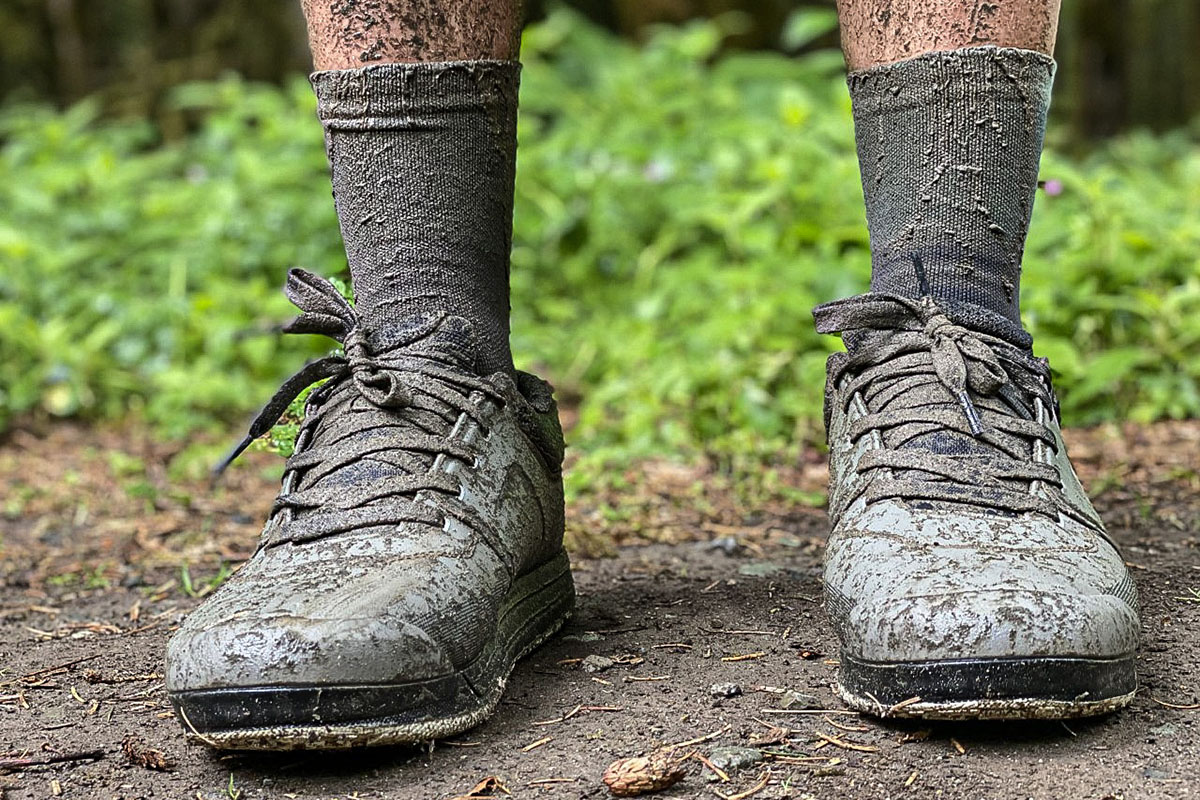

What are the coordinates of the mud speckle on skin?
(835, 0, 1061, 70)
(301, 0, 523, 69)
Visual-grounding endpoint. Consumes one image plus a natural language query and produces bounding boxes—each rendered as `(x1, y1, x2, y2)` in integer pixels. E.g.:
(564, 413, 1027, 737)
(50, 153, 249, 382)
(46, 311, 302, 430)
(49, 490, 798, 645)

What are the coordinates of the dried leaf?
(448, 775, 511, 799)
(121, 735, 173, 771)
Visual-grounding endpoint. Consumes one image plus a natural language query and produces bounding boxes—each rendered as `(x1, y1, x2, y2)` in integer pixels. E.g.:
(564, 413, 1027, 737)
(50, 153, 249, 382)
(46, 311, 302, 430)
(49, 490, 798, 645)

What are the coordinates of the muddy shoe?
(166, 270, 573, 750)
(813, 292, 1139, 720)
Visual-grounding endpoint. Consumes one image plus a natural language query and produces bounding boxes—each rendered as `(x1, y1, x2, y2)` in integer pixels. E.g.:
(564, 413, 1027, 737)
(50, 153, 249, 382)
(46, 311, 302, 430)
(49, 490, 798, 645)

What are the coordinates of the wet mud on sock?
(311, 61, 520, 376)
(849, 47, 1055, 323)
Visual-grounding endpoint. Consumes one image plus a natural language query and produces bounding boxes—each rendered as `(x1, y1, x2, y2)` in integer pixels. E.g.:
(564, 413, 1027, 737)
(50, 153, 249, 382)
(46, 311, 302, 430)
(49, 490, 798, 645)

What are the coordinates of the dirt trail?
(1, 422, 1198, 799)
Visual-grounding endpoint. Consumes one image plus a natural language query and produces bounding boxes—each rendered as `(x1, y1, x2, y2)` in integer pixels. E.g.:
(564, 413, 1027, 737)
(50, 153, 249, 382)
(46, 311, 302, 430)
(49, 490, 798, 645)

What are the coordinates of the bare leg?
(836, 0, 1060, 70)
(300, 0, 522, 69)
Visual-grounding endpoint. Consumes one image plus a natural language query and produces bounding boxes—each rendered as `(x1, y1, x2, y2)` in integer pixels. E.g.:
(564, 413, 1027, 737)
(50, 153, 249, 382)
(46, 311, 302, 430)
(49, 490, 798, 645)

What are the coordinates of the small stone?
(561, 632, 604, 643)
(706, 536, 740, 556)
(706, 747, 763, 774)
(709, 683, 742, 698)
(582, 655, 615, 673)
(1148, 722, 1177, 739)
(737, 562, 785, 577)
(780, 690, 822, 710)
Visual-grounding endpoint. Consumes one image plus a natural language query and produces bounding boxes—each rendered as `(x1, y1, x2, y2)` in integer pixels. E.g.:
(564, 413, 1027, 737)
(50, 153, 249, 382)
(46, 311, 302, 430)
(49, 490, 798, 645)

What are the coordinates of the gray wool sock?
(848, 47, 1055, 323)
(311, 62, 520, 376)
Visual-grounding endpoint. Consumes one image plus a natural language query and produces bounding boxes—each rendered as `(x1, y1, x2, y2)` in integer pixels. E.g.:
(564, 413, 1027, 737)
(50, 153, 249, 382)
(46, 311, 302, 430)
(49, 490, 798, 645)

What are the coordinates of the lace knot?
(212, 268, 434, 478)
(344, 327, 412, 409)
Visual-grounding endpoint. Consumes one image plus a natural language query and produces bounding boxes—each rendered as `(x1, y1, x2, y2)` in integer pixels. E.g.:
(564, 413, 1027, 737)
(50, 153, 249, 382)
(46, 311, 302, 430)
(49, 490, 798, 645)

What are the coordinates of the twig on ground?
(532, 705, 623, 726)
(1151, 697, 1200, 710)
(813, 731, 879, 753)
(527, 777, 577, 787)
(0, 750, 104, 772)
(670, 726, 731, 748)
(700, 627, 778, 637)
(716, 768, 770, 800)
(827, 718, 870, 733)
(0, 655, 101, 690)
(759, 708, 861, 716)
(693, 753, 729, 782)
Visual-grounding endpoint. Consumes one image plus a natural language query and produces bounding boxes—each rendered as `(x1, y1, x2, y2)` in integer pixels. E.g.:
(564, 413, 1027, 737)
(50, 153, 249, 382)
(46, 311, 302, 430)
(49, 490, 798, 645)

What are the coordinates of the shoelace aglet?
(209, 434, 255, 488)
(956, 390, 986, 436)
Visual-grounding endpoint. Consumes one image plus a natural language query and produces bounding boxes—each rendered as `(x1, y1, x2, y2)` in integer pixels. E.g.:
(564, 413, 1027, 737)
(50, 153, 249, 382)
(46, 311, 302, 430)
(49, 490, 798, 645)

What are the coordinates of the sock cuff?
(847, 46, 1055, 102)
(934, 298, 1033, 349)
(311, 61, 521, 130)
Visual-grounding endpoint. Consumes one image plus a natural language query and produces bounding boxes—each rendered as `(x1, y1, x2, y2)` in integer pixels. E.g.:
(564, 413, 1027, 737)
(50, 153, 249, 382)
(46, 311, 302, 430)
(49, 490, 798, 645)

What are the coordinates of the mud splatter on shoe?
(166, 269, 573, 749)
(814, 291, 1138, 720)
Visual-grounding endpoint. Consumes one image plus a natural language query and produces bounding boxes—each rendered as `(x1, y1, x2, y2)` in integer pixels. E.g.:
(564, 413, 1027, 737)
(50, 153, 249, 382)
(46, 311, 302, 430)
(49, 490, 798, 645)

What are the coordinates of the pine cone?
(602, 747, 691, 797)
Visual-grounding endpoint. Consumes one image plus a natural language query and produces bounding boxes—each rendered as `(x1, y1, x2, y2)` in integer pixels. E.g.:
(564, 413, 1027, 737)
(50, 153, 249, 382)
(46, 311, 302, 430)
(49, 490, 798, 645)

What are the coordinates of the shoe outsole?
(169, 551, 574, 750)
(837, 652, 1137, 720)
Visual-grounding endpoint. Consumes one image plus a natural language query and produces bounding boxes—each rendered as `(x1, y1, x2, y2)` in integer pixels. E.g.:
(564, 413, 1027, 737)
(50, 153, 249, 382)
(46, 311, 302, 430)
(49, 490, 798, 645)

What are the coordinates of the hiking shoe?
(166, 269, 574, 750)
(813, 291, 1139, 720)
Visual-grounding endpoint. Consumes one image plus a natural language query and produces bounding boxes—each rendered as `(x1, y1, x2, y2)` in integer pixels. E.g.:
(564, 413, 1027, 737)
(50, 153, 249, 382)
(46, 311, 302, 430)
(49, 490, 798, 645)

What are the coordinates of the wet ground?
(1, 421, 1198, 799)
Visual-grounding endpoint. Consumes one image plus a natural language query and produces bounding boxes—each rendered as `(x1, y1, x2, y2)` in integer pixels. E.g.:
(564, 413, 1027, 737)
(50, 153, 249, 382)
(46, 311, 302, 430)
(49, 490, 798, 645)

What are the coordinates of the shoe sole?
(838, 652, 1137, 720)
(168, 550, 574, 750)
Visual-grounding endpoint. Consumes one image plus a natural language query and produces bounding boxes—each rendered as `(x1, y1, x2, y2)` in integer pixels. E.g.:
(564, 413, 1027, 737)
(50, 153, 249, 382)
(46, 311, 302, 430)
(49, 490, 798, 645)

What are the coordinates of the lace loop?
(213, 268, 483, 477)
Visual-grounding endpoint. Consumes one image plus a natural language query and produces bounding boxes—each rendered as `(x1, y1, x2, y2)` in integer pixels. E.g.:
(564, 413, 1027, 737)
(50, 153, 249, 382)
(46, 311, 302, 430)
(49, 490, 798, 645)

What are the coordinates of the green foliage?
(0, 78, 341, 438)
(1, 10, 1198, 492)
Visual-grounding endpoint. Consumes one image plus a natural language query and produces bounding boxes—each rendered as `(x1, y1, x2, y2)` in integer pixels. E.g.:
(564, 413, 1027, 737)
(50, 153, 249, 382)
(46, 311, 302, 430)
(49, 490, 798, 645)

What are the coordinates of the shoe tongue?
(901, 428, 997, 458)
(367, 312, 478, 374)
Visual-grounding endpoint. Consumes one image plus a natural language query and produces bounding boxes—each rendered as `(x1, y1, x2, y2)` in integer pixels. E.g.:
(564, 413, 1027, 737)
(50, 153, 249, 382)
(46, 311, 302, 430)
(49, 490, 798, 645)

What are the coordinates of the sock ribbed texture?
(311, 61, 520, 376)
(848, 47, 1055, 324)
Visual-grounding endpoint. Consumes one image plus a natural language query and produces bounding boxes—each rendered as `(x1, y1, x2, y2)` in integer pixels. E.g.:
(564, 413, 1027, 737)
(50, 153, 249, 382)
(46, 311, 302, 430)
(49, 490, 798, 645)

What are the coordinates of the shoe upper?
(166, 270, 566, 692)
(815, 292, 1139, 664)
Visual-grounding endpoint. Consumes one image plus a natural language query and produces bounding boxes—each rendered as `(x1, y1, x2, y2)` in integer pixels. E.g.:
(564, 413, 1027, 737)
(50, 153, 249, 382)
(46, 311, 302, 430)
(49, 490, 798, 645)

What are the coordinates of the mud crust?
(169, 552, 574, 751)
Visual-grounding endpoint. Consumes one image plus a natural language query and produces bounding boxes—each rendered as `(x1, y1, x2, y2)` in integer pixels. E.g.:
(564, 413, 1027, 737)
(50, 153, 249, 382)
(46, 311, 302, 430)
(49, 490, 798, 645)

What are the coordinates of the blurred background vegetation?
(1, 1, 1198, 495)
(5, 0, 1199, 137)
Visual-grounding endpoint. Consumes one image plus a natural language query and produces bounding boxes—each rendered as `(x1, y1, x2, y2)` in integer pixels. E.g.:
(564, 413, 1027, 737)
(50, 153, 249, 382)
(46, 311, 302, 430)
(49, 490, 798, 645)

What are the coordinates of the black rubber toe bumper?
(170, 677, 478, 733)
(839, 652, 1137, 717)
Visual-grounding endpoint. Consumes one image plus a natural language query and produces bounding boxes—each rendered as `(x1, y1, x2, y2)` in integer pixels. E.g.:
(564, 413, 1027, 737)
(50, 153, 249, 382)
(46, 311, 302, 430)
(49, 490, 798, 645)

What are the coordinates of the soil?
(1, 421, 1198, 799)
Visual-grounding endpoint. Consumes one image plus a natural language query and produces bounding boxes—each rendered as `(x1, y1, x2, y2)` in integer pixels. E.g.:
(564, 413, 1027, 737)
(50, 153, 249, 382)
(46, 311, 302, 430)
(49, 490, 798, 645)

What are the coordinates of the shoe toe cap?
(841, 588, 1140, 663)
(166, 609, 457, 692)
(166, 541, 507, 693)
(826, 501, 1140, 662)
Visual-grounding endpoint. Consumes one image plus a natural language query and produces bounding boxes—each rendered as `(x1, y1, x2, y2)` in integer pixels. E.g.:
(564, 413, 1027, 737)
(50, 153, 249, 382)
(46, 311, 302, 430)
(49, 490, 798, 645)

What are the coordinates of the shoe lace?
(813, 291, 1081, 520)
(215, 268, 504, 547)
